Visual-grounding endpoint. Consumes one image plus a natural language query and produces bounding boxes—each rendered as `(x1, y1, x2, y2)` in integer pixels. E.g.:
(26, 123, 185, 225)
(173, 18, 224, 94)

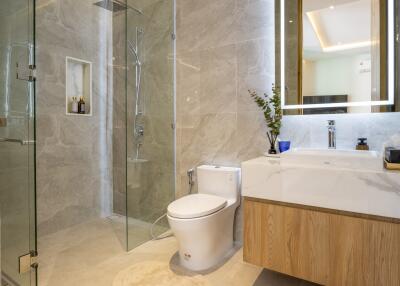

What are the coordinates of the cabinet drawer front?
(243, 199, 329, 285)
(244, 198, 400, 286)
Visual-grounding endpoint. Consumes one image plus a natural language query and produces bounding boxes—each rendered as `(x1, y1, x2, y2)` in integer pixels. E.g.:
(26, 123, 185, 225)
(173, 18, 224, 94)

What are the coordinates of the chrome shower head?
(93, 0, 143, 14)
(94, 0, 127, 12)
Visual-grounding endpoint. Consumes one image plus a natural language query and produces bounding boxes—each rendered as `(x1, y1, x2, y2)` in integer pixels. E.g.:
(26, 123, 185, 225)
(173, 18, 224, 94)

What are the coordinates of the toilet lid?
(167, 194, 227, 219)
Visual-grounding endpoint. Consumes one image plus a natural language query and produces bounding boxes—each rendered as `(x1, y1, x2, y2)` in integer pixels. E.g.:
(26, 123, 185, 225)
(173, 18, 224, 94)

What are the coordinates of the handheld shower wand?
(128, 41, 141, 67)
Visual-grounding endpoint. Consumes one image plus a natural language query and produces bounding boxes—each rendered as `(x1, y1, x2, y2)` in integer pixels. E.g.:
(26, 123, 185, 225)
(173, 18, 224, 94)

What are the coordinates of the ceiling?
(303, 0, 363, 13)
(303, 0, 372, 60)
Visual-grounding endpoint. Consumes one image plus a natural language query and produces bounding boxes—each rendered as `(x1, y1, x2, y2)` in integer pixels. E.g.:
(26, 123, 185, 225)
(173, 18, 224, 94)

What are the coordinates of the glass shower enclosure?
(0, 0, 37, 286)
(112, 0, 176, 251)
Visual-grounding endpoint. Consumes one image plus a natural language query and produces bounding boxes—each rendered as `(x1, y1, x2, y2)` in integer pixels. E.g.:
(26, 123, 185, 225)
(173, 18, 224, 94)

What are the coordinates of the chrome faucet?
(327, 120, 336, 149)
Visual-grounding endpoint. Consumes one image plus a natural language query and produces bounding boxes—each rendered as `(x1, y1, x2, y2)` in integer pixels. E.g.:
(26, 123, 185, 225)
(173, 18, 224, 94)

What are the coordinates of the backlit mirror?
(276, 0, 399, 115)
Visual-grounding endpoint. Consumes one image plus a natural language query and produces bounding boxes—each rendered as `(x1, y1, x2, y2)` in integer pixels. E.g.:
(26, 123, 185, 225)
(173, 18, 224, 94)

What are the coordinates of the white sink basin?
(285, 148, 379, 158)
(281, 148, 382, 172)
(241, 154, 400, 220)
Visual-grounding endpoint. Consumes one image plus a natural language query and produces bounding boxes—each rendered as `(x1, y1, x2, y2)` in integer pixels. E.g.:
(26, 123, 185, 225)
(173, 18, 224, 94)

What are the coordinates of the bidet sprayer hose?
(150, 168, 196, 240)
(187, 168, 195, 194)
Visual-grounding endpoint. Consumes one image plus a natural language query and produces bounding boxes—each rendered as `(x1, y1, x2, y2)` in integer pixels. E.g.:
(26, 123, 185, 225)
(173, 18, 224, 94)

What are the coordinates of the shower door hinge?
(171, 33, 176, 41)
(16, 64, 36, 82)
(19, 250, 38, 274)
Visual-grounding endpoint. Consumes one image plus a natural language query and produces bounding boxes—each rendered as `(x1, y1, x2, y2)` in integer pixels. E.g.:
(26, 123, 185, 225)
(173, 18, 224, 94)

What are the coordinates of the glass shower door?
(0, 0, 37, 285)
(125, 0, 175, 250)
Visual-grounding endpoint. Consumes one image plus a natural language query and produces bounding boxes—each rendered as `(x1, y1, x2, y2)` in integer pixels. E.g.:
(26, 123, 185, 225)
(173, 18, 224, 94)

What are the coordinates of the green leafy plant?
(248, 85, 282, 154)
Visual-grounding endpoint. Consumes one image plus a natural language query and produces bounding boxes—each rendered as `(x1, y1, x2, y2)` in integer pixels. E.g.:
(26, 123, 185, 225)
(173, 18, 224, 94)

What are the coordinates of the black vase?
(268, 146, 277, 154)
(267, 132, 277, 154)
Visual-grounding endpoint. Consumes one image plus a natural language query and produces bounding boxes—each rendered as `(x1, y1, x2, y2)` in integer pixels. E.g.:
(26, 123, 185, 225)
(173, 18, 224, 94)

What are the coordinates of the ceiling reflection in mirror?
(276, 0, 399, 115)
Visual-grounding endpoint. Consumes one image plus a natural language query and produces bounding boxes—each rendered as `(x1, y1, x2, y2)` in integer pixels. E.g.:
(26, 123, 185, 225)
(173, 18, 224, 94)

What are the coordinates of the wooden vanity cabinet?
(243, 198, 400, 286)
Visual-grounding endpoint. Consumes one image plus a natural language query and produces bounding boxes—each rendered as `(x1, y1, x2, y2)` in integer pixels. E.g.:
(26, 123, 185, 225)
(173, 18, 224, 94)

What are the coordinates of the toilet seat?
(167, 194, 227, 219)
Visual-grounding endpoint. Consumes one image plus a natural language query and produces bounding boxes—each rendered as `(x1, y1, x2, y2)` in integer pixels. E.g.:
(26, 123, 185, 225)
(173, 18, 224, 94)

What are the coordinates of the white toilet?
(167, 165, 241, 271)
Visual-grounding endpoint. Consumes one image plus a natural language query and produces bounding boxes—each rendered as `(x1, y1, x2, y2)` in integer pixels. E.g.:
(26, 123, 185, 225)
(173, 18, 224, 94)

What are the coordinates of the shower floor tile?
(37, 218, 315, 286)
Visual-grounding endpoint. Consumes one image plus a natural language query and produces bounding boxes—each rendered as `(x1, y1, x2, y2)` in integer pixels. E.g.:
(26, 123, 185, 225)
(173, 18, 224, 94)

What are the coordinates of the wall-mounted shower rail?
(128, 27, 144, 120)
(128, 27, 145, 159)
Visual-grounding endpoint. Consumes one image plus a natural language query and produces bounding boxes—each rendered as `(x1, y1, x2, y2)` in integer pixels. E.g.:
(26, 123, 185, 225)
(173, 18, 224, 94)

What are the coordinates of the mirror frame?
(280, 0, 395, 110)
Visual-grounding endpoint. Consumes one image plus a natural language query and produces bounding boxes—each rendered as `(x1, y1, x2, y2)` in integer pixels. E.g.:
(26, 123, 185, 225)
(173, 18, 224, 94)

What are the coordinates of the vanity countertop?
(242, 156, 400, 221)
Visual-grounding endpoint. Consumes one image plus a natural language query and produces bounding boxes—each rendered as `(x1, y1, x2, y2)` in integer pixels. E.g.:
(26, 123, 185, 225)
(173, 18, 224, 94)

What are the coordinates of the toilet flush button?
(184, 253, 191, 260)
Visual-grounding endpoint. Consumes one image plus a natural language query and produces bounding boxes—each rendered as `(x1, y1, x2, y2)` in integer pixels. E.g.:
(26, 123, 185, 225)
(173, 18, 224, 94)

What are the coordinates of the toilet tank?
(197, 165, 241, 201)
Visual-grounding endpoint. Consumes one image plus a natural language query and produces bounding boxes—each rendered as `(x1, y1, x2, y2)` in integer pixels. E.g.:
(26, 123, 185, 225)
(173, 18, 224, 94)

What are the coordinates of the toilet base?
(168, 203, 237, 271)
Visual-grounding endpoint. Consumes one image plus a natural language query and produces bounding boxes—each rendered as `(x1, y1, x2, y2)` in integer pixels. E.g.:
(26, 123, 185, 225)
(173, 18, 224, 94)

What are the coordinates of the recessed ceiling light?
(324, 41, 372, 52)
(289, 20, 293, 23)
(329, 5, 335, 9)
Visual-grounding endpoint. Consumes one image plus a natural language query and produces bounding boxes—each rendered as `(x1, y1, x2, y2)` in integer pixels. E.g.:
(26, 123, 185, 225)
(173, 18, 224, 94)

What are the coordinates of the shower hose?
(150, 169, 195, 240)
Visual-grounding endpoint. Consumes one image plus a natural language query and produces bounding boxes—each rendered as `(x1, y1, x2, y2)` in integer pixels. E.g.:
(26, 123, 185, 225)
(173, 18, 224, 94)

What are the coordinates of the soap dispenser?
(356, 138, 369, 151)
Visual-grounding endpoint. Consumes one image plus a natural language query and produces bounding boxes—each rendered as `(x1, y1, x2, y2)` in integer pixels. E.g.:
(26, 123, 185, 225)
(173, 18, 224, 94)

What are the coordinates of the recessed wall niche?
(65, 56, 92, 116)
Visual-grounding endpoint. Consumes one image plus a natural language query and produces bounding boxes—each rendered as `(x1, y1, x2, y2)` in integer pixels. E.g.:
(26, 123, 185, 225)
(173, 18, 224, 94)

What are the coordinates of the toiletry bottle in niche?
(356, 138, 369, 150)
(71, 96, 78, 113)
(78, 96, 86, 114)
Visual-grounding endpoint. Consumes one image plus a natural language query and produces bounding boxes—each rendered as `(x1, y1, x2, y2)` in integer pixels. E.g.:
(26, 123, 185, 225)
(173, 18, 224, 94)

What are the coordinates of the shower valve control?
(135, 125, 144, 137)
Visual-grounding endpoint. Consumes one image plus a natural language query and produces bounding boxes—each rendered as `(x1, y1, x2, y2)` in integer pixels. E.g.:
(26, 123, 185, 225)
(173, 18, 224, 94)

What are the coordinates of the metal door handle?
(0, 138, 35, 145)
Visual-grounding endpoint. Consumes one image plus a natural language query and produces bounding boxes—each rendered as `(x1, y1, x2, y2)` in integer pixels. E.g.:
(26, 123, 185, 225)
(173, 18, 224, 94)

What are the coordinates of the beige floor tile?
(38, 218, 317, 286)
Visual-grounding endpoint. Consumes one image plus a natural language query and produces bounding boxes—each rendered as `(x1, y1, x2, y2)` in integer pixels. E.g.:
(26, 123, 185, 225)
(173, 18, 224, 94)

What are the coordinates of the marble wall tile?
(176, 0, 237, 52)
(281, 113, 400, 152)
(36, 0, 114, 237)
(234, 0, 275, 44)
(176, 52, 202, 119)
(236, 39, 275, 113)
(176, 0, 275, 242)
